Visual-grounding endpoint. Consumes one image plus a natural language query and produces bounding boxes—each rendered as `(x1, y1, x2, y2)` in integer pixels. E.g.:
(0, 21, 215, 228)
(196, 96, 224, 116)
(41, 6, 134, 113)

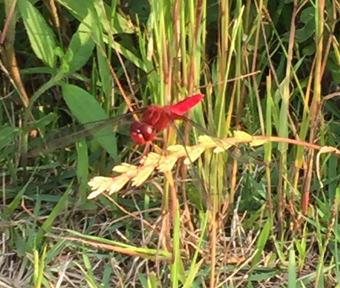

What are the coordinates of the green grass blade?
(183, 211, 208, 288)
(2, 174, 33, 219)
(252, 218, 272, 267)
(288, 247, 297, 288)
(171, 206, 180, 288)
(0, 126, 20, 152)
(33, 245, 47, 288)
(34, 181, 73, 246)
(76, 140, 89, 204)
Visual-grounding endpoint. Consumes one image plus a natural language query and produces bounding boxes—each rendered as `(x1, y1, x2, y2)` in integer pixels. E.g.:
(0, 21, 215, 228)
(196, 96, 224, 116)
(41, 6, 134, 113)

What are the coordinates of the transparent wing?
(27, 109, 145, 157)
(170, 115, 270, 165)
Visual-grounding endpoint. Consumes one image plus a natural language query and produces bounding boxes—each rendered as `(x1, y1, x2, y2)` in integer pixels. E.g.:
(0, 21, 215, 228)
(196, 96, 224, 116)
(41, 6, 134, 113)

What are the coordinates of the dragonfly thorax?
(130, 122, 155, 145)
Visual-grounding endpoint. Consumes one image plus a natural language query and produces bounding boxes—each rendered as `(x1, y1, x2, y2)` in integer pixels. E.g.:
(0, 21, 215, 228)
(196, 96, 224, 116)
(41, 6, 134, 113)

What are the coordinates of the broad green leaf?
(58, 0, 144, 72)
(57, 0, 135, 33)
(61, 83, 118, 160)
(66, 13, 95, 73)
(57, 0, 95, 20)
(18, 0, 56, 68)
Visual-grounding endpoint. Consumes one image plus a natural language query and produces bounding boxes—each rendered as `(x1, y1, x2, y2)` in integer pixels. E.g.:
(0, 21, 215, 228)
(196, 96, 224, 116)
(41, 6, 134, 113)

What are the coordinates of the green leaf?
(248, 270, 278, 281)
(2, 177, 33, 219)
(0, 126, 20, 150)
(97, 47, 112, 98)
(18, 0, 56, 68)
(57, 0, 96, 20)
(90, 7, 112, 98)
(66, 13, 95, 73)
(102, 260, 113, 287)
(28, 113, 57, 130)
(76, 140, 89, 204)
(61, 83, 118, 160)
(58, 0, 135, 33)
(252, 218, 272, 266)
(59, 0, 144, 72)
(183, 259, 204, 288)
(288, 248, 297, 288)
(148, 272, 158, 288)
(171, 206, 181, 287)
(34, 181, 73, 246)
(138, 273, 148, 287)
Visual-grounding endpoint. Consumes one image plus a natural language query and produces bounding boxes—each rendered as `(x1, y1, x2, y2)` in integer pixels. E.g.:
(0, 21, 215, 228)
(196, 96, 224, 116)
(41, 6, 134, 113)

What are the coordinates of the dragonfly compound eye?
(130, 122, 146, 145)
(131, 132, 145, 144)
(140, 124, 154, 142)
(130, 122, 155, 145)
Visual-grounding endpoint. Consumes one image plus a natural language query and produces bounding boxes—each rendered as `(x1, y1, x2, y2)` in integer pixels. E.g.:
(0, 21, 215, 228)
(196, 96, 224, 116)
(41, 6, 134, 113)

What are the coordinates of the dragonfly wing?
(27, 109, 145, 157)
(168, 115, 266, 165)
(171, 114, 213, 136)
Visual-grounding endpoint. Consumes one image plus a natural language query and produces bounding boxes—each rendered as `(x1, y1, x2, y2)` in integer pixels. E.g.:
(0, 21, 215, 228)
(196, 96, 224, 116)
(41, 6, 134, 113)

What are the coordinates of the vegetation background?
(1, 0, 340, 287)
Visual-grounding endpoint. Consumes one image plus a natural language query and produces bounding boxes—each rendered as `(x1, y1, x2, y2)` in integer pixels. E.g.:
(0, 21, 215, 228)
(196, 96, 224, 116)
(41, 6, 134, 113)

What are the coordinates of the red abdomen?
(166, 93, 204, 118)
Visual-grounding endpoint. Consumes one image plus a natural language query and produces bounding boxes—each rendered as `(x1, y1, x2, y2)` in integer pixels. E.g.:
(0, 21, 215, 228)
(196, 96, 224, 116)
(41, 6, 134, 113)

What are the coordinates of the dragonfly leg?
(128, 144, 140, 163)
(142, 142, 152, 156)
(153, 136, 164, 142)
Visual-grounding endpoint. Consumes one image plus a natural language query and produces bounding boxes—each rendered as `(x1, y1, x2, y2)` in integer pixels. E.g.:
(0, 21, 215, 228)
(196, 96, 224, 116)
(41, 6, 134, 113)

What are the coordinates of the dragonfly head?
(130, 122, 155, 145)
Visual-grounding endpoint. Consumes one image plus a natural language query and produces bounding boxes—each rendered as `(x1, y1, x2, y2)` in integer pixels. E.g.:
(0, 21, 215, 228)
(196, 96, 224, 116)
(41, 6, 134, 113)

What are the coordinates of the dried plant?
(88, 131, 340, 199)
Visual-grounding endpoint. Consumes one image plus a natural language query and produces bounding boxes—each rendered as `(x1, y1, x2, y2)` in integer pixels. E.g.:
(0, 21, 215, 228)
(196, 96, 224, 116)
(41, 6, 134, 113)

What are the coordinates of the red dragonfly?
(27, 94, 204, 157)
(130, 93, 203, 145)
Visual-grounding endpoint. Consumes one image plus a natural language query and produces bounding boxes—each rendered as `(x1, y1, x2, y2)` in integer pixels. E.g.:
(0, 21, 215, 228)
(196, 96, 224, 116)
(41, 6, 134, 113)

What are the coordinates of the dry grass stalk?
(88, 131, 340, 199)
(87, 134, 233, 199)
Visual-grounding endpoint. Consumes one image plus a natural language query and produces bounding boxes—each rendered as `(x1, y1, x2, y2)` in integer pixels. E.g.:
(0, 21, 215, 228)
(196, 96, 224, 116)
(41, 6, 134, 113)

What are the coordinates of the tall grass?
(1, 0, 340, 286)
